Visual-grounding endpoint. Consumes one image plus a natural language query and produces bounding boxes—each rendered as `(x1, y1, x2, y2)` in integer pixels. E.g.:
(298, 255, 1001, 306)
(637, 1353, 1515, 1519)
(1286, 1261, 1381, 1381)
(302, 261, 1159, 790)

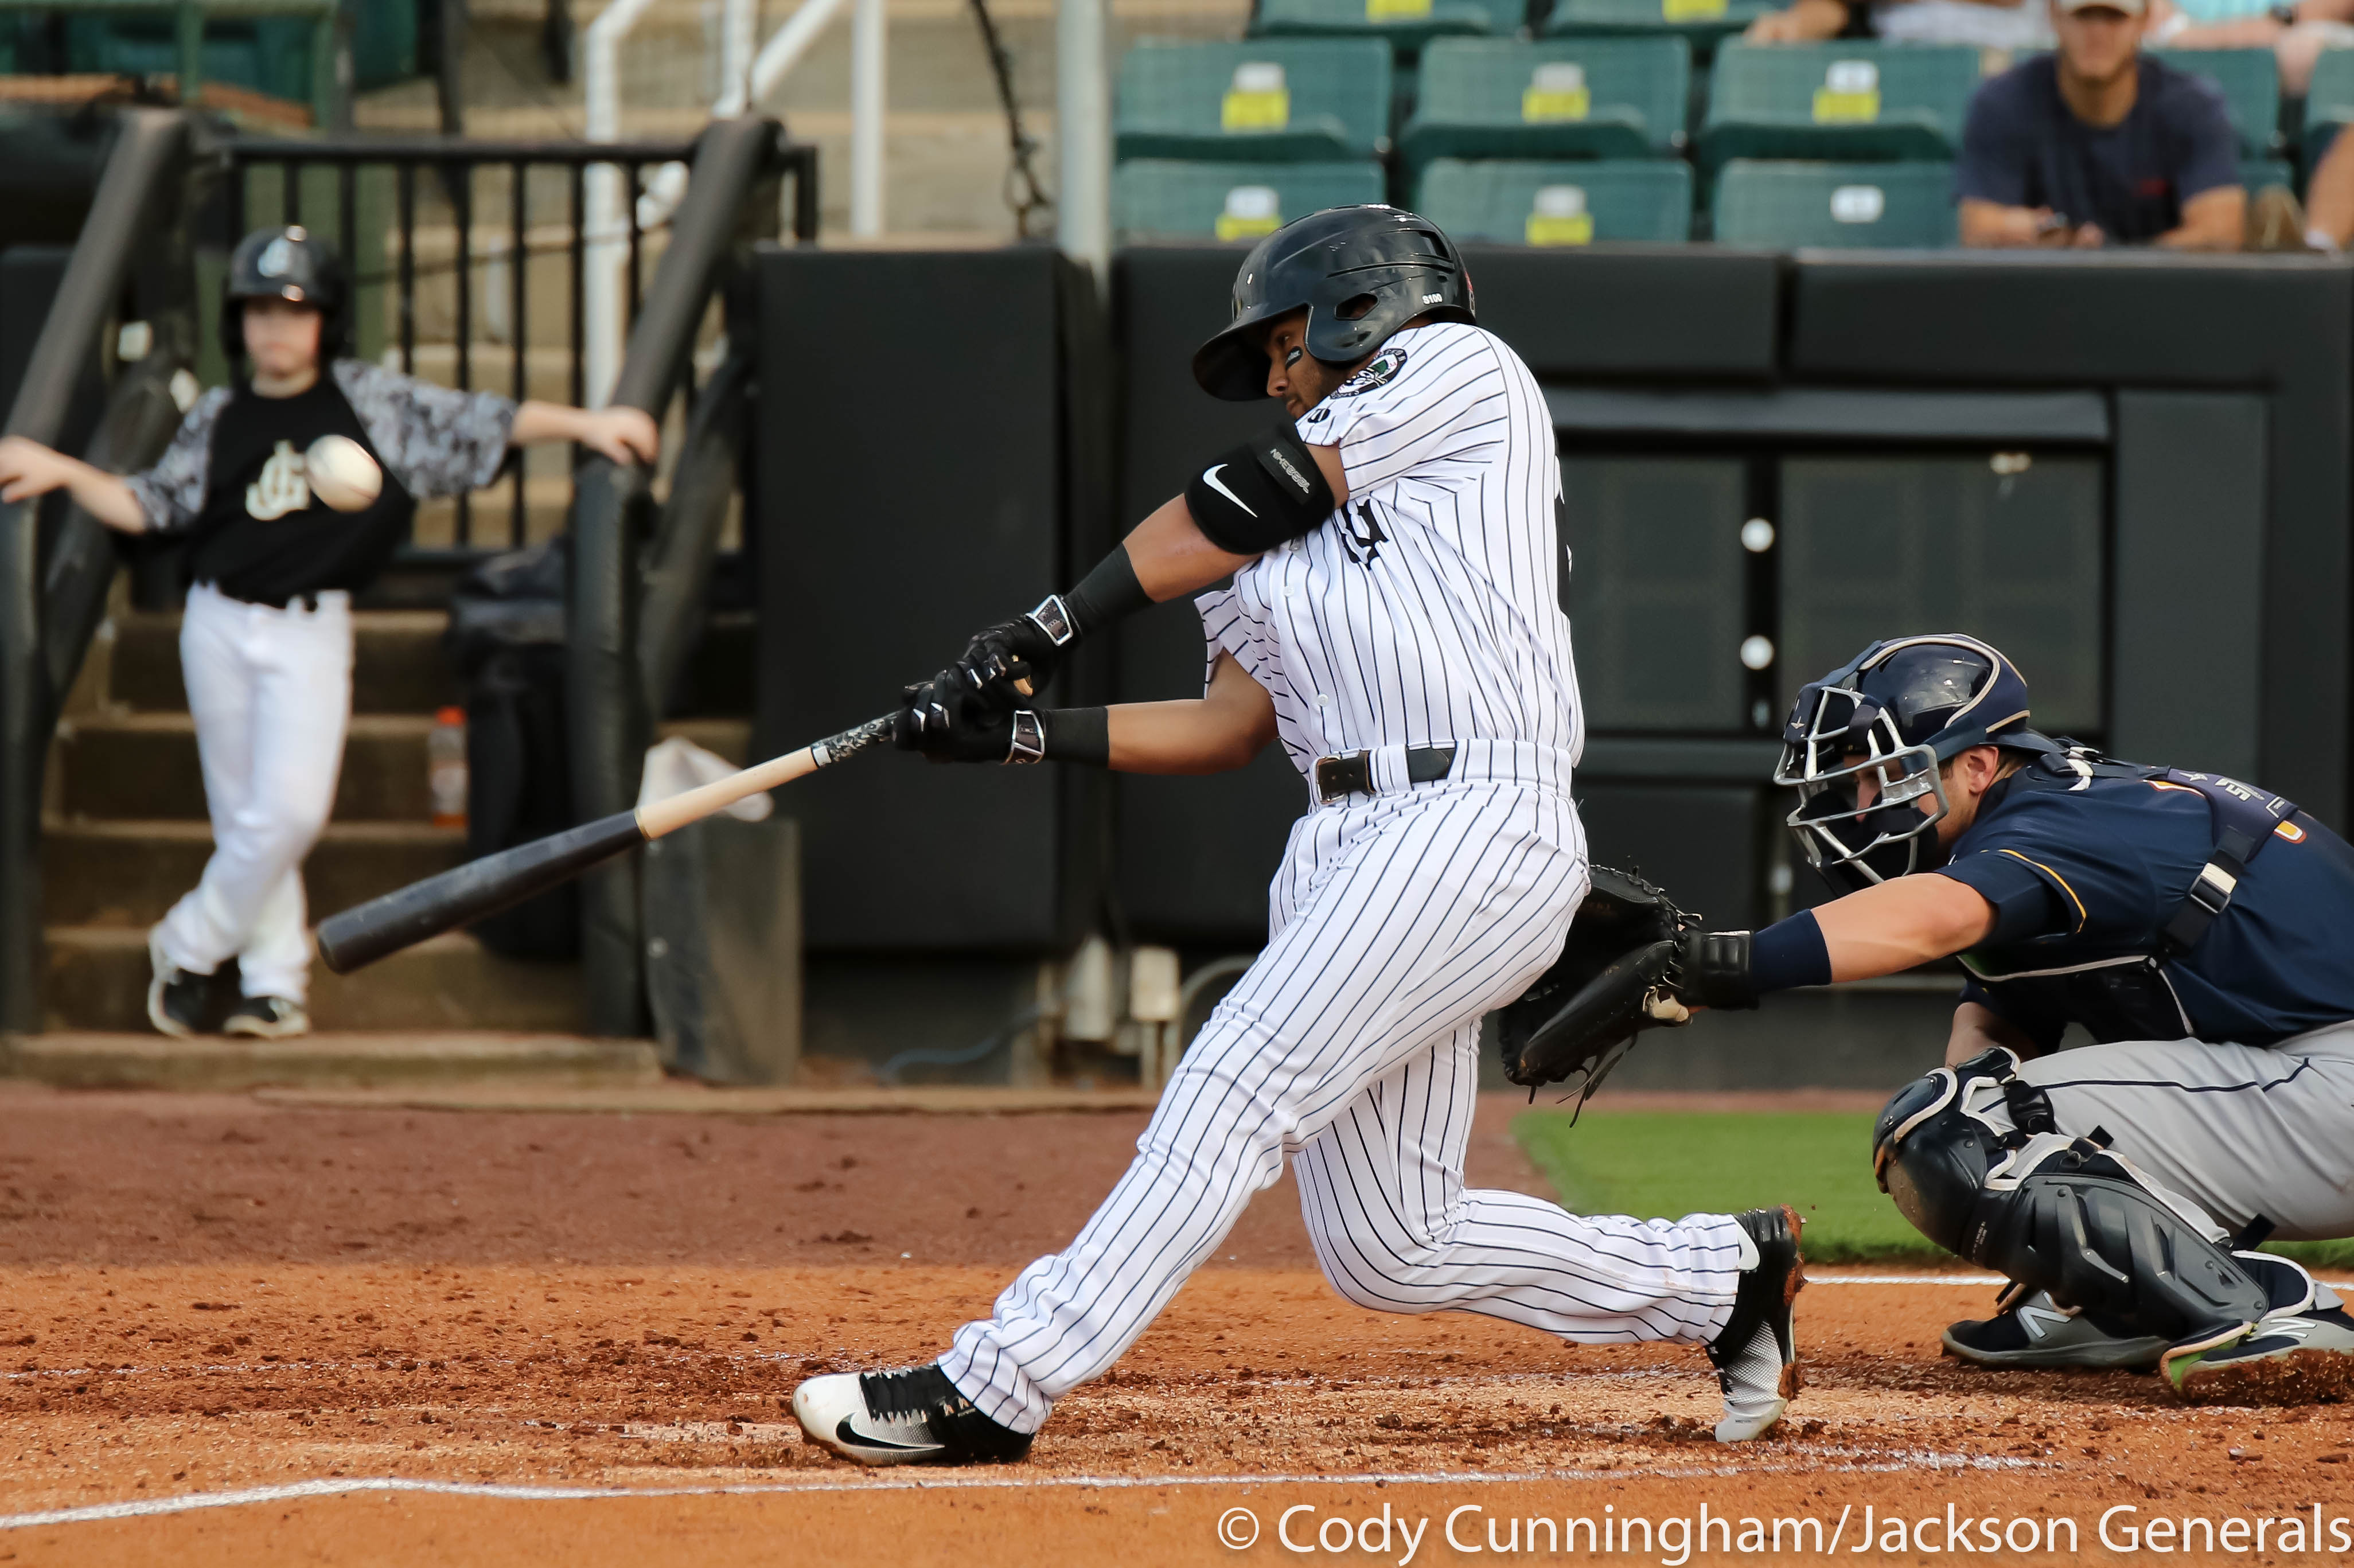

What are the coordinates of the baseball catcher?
(1515, 632, 2354, 1404)
(0, 224, 657, 1038)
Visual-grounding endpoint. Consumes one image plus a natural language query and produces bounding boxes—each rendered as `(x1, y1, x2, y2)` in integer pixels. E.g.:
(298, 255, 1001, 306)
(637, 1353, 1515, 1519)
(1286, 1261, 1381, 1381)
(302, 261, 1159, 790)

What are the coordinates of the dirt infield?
(1, 1083, 2349, 1563)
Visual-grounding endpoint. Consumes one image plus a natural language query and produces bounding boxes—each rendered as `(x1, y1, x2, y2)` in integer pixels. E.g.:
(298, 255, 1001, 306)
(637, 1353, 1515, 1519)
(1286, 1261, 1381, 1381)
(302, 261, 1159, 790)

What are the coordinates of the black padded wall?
(1111, 248, 1304, 942)
(753, 245, 1099, 953)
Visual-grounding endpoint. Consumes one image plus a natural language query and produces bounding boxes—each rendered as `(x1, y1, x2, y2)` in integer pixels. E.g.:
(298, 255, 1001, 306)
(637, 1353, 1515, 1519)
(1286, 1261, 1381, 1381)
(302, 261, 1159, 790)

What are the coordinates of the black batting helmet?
(221, 225, 350, 364)
(1191, 205, 1475, 401)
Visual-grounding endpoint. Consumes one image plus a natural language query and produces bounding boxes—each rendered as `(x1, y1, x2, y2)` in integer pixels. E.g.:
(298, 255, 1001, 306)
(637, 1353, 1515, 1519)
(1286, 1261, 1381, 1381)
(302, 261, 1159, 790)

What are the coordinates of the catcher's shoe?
(1942, 1290, 2166, 1371)
(792, 1364, 1033, 1466)
(1708, 1205, 1805, 1442)
(2166, 1257, 2354, 1405)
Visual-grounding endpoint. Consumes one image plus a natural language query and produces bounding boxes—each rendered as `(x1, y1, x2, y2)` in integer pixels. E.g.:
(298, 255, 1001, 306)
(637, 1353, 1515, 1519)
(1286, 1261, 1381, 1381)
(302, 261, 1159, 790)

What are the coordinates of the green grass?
(1510, 1109, 2354, 1268)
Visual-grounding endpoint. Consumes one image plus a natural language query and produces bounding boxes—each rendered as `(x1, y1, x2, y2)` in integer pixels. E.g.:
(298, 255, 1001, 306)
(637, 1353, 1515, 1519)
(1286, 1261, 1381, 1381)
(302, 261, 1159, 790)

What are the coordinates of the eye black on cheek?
(1284, 347, 1303, 368)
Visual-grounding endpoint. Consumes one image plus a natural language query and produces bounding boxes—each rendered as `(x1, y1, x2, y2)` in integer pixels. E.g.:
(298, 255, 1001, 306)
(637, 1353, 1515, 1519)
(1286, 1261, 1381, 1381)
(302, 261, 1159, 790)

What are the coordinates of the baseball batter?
(0, 224, 657, 1038)
(789, 205, 1806, 1465)
(1509, 633, 2354, 1405)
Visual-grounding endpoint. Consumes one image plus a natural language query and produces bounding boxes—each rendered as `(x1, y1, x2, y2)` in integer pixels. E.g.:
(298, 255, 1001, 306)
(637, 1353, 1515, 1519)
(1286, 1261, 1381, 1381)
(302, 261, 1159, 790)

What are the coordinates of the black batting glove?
(894, 669, 1016, 764)
(954, 611, 1067, 715)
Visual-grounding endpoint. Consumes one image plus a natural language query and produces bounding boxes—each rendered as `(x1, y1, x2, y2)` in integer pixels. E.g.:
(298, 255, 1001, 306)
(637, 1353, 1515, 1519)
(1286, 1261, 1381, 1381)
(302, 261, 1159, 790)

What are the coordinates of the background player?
(789, 205, 1806, 1465)
(1515, 634, 2354, 1403)
(0, 224, 657, 1039)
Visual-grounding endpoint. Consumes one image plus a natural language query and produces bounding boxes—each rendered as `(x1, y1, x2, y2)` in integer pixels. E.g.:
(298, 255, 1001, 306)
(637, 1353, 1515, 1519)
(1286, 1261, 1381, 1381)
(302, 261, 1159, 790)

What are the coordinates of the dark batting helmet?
(221, 224, 350, 364)
(1775, 634, 2041, 892)
(1191, 205, 1475, 401)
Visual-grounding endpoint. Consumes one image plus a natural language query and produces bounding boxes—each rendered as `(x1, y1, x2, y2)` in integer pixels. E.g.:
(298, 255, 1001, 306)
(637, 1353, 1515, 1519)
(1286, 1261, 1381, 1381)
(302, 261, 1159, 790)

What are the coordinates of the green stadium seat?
(2151, 48, 2282, 156)
(2304, 46, 2354, 169)
(68, 15, 287, 99)
(2242, 157, 2295, 191)
(1543, 0, 1776, 51)
(1112, 160, 1389, 241)
(1698, 43, 1978, 167)
(1116, 40, 1397, 162)
(1710, 159, 1958, 247)
(1252, 0, 1514, 52)
(1414, 157, 1695, 241)
(1400, 38, 1692, 171)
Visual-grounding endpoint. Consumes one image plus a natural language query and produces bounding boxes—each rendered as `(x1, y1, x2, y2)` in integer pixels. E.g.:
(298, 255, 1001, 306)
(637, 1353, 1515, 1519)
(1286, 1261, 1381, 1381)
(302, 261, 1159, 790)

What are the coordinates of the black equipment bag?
(447, 542, 578, 959)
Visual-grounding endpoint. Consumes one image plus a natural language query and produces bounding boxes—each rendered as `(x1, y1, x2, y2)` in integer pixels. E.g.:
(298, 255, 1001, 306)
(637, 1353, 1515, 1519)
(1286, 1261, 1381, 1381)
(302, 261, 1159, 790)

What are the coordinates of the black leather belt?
(1312, 745, 1456, 806)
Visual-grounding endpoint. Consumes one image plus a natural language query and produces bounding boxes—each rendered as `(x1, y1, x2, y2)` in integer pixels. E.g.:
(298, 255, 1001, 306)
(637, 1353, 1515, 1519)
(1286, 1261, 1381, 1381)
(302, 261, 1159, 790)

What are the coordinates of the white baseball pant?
(152, 582, 353, 1004)
(941, 770, 1748, 1434)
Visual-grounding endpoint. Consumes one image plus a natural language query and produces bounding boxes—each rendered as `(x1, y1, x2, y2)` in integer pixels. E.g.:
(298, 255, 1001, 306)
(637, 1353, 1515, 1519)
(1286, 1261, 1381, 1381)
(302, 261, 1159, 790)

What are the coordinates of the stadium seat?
(2242, 157, 2295, 192)
(1400, 38, 1692, 171)
(1414, 157, 1696, 241)
(1542, 0, 1776, 51)
(2151, 48, 2282, 156)
(1252, 0, 1514, 52)
(1710, 159, 1958, 247)
(2305, 46, 2354, 168)
(1112, 159, 1389, 241)
(1116, 40, 1397, 162)
(1696, 42, 1978, 168)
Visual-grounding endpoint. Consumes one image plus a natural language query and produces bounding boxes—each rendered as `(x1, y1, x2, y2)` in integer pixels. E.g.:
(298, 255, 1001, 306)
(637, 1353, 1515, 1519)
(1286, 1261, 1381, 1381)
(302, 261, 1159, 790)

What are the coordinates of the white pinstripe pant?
(941, 777, 1748, 1434)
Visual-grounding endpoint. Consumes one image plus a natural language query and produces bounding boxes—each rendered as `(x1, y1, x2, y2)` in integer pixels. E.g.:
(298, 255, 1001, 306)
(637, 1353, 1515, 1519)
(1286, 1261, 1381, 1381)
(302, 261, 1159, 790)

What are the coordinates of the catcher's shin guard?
(1873, 1051, 2269, 1353)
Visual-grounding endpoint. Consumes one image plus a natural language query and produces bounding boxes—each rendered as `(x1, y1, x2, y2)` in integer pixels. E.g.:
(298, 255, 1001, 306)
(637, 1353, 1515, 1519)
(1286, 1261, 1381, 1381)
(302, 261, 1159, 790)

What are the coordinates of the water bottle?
(428, 706, 468, 829)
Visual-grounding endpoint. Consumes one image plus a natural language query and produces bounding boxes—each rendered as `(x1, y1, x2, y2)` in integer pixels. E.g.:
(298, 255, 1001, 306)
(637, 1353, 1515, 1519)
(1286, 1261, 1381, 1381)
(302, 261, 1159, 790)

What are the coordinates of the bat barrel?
(316, 809, 647, 973)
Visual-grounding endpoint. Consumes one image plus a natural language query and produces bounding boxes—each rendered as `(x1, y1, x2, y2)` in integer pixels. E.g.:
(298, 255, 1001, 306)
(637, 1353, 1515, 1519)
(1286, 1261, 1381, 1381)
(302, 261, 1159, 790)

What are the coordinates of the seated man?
(1955, 0, 2246, 248)
(1508, 635, 2354, 1403)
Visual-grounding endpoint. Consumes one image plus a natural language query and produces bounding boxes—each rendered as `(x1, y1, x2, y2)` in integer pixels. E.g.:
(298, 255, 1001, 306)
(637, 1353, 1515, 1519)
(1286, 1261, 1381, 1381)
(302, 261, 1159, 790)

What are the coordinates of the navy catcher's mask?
(1190, 204, 1474, 401)
(1775, 634, 2034, 893)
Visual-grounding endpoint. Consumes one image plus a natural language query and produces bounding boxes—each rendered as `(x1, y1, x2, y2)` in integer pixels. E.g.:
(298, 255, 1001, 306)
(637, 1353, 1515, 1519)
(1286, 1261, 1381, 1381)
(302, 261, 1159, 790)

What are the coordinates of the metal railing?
(225, 131, 817, 557)
(0, 107, 205, 1035)
(569, 114, 789, 1037)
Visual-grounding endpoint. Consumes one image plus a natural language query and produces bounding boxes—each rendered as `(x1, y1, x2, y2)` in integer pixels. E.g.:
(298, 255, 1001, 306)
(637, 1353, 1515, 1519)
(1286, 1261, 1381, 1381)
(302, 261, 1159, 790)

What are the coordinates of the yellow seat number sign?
(1222, 62, 1291, 131)
(1217, 185, 1284, 241)
(1526, 185, 1595, 246)
(1522, 61, 1592, 122)
(1812, 59, 1881, 122)
(1662, 0, 1726, 22)
(1368, 0, 1433, 19)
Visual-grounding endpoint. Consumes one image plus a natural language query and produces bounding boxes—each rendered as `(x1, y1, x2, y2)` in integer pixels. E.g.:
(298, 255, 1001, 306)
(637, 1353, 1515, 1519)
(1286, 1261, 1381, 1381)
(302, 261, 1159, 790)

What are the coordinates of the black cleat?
(792, 1364, 1034, 1466)
(1708, 1204, 1805, 1441)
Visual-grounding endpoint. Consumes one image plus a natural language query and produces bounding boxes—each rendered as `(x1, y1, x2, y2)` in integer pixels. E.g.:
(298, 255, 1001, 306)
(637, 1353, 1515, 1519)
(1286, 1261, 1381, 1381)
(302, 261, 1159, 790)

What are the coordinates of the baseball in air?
(305, 434, 382, 512)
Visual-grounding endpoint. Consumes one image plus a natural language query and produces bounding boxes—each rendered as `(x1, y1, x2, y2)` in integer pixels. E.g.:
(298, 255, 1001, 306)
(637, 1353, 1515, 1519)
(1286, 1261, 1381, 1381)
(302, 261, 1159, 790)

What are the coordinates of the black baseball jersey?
(128, 361, 515, 607)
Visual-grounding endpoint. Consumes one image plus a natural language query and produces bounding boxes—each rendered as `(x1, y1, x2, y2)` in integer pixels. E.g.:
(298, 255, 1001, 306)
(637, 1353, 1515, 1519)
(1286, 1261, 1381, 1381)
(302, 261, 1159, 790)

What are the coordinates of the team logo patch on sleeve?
(1334, 347, 1408, 397)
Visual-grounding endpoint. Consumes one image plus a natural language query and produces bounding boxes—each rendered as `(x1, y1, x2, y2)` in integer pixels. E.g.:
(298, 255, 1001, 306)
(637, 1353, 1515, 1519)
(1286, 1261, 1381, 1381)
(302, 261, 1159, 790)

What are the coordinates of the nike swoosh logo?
(1201, 464, 1256, 516)
(837, 1415, 930, 1451)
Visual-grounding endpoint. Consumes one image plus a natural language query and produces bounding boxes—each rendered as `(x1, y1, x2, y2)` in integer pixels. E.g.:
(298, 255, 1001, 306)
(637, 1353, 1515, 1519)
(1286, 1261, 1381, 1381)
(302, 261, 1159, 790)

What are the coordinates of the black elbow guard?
(1183, 426, 1336, 554)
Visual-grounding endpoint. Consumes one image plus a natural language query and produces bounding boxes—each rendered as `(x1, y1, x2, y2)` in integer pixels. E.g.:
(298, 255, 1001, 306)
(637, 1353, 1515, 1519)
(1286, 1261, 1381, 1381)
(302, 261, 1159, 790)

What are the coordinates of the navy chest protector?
(1959, 746, 2301, 1043)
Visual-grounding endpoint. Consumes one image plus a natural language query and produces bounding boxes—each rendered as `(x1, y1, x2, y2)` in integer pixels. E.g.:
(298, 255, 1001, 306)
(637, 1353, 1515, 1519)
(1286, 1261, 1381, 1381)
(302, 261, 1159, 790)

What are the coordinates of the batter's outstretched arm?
(1104, 652, 1277, 774)
(1123, 439, 1349, 602)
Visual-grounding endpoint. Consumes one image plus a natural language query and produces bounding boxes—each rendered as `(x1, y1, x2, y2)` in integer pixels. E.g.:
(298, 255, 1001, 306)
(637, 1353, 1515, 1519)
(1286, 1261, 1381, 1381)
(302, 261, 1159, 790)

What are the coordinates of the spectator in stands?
(2146, 0, 2354, 97)
(2297, 127, 2354, 247)
(1954, 0, 2247, 247)
(1746, 0, 2052, 53)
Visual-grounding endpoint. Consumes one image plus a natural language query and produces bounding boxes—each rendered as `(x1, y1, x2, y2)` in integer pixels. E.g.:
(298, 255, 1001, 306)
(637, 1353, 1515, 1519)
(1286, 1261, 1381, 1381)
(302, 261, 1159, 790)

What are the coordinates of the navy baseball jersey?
(1935, 769, 2354, 1048)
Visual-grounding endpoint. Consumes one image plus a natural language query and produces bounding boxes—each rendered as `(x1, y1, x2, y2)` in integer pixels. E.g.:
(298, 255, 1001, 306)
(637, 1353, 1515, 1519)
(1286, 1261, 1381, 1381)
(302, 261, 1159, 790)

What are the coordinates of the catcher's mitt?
(1495, 865, 1701, 1102)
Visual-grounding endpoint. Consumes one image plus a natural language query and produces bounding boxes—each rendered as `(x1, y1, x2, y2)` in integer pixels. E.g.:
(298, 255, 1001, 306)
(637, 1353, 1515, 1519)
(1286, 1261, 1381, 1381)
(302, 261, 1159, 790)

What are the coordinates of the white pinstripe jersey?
(1195, 321, 1582, 777)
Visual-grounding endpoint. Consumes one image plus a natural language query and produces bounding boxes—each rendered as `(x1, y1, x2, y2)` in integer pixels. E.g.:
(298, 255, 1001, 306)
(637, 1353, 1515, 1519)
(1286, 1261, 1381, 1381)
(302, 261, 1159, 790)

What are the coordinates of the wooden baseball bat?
(315, 713, 896, 974)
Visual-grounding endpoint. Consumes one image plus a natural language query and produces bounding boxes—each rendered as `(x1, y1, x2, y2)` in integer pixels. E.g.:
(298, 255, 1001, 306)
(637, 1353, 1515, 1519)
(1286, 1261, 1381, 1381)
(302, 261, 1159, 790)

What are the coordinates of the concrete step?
(3, 1031, 657, 1091)
(108, 610, 456, 715)
(41, 927, 586, 1033)
(41, 820, 464, 928)
(54, 712, 436, 822)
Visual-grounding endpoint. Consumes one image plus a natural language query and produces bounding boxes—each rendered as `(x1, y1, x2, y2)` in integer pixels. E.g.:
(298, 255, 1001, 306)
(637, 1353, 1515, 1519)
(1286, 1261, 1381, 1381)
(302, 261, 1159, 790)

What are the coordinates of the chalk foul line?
(0, 1453, 2048, 1532)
